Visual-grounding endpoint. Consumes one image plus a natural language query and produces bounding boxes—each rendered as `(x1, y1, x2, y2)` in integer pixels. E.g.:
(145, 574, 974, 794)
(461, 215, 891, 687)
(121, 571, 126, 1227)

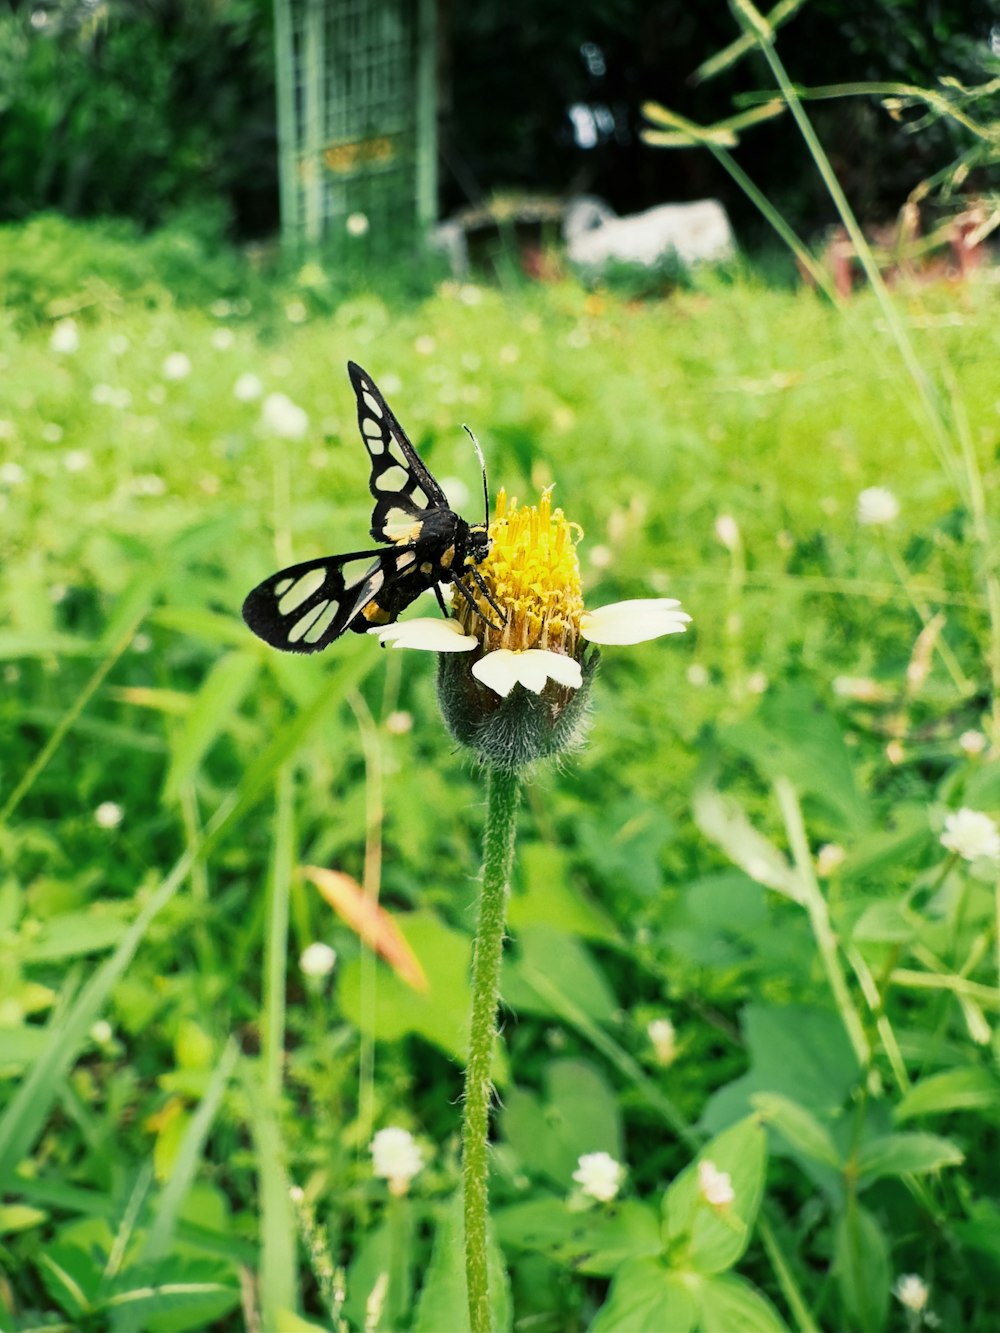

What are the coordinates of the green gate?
(273, 0, 437, 251)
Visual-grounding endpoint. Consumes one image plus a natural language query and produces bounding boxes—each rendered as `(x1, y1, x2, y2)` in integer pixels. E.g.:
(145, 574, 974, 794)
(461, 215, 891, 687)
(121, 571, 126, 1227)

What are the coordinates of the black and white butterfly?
(242, 361, 503, 653)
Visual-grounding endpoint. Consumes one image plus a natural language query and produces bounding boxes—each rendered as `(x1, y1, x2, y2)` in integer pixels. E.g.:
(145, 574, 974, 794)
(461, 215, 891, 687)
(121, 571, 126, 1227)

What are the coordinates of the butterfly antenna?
(463, 424, 490, 526)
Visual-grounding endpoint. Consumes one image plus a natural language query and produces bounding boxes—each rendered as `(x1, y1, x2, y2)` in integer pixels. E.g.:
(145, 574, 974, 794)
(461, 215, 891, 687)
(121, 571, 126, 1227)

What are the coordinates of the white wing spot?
(288, 600, 329, 643)
(383, 508, 419, 541)
(303, 600, 340, 643)
(274, 577, 293, 596)
(396, 551, 417, 570)
(410, 487, 428, 507)
(376, 464, 409, 492)
(277, 567, 326, 614)
(363, 392, 382, 418)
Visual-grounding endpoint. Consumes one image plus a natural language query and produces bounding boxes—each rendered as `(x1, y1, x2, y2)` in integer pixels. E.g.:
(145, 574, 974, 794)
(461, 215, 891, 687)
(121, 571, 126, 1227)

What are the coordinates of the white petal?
(472, 648, 582, 698)
(580, 598, 692, 646)
(370, 617, 477, 652)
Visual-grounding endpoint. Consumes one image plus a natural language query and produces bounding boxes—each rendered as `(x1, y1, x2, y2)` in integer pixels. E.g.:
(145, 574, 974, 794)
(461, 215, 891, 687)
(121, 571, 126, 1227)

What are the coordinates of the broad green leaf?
(507, 842, 618, 942)
(413, 1192, 511, 1333)
(722, 684, 867, 830)
(501, 1058, 621, 1187)
(590, 1258, 696, 1333)
(855, 1132, 963, 1186)
(833, 1204, 889, 1333)
(663, 1116, 766, 1275)
(0, 1026, 51, 1068)
(750, 1092, 842, 1169)
(106, 1275, 239, 1332)
(38, 1244, 97, 1318)
(20, 906, 131, 962)
(852, 900, 915, 944)
(0, 1202, 47, 1233)
(696, 1273, 791, 1332)
(701, 1004, 860, 1137)
(339, 912, 485, 1067)
(494, 1195, 660, 1276)
(163, 649, 260, 802)
(503, 924, 618, 1024)
(692, 782, 804, 904)
(895, 1068, 1000, 1122)
(838, 804, 930, 881)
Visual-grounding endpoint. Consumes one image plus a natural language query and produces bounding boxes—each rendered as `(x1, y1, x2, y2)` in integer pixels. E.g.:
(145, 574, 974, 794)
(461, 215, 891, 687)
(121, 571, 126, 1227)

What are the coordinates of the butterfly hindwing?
(347, 360, 449, 544)
(241, 549, 401, 654)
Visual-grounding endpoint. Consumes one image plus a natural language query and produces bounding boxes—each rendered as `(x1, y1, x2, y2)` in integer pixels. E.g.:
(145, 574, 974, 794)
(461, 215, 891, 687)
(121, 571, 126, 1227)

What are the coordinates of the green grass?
(2, 216, 1000, 1332)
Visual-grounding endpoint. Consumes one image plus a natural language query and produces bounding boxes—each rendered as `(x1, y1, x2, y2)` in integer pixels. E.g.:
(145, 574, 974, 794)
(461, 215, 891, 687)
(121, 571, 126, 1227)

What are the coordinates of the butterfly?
(242, 361, 503, 653)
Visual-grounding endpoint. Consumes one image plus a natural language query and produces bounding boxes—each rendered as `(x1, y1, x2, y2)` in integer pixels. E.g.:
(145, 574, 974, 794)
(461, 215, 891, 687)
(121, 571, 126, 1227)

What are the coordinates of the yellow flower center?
(454, 487, 584, 655)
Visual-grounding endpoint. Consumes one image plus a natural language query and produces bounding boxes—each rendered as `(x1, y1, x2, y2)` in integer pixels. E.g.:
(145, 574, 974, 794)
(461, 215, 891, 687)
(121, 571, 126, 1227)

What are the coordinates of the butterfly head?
(466, 521, 491, 566)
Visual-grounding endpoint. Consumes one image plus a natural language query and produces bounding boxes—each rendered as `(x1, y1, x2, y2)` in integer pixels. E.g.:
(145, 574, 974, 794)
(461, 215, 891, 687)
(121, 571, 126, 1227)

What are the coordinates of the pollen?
(454, 487, 585, 654)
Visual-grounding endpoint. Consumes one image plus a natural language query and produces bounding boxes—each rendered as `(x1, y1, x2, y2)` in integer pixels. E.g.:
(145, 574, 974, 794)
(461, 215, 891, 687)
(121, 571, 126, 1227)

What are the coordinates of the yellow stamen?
(455, 488, 585, 655)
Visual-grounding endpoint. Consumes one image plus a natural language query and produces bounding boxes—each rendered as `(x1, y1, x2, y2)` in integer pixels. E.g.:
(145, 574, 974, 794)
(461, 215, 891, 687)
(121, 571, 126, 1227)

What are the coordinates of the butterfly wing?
(347, 361, 449, 544)
(242, 549, 399, 654)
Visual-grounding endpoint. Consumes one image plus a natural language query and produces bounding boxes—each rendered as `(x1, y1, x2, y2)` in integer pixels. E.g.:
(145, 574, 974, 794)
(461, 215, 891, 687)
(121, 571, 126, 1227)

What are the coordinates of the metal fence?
(273, 0, 437, 251)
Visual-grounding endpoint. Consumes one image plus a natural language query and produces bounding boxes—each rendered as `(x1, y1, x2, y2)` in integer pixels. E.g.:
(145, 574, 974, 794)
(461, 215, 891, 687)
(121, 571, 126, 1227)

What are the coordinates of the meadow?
(2, 213, 1000, 1332)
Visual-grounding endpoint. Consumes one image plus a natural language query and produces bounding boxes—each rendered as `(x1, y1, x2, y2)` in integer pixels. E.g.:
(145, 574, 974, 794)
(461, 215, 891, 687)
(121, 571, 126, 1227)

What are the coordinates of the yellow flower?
(376, 488, 690, 697)
(373, 490, 690, 770)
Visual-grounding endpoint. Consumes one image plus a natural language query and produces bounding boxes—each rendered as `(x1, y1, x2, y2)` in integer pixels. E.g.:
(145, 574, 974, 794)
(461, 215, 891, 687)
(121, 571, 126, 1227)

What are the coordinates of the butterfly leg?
(467, 565, 507, 625)
(452, 573, 505, 631)
(434, 584, 450, 618)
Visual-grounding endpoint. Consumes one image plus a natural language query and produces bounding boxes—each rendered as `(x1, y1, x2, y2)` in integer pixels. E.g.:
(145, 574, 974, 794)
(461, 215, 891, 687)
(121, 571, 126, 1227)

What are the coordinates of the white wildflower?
(371, 1127, 424, 1195)
(940, 808, 1000, 862)
(299, 942, 337, 978)
(857, 486, 900, 526)
(698, 1159, 735, 1209)
(572, 1151, 625, 1203)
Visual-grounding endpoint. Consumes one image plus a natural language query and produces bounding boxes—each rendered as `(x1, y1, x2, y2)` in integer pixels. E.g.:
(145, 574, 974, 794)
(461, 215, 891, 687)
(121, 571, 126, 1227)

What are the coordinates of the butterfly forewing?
(347, 360, 448, 543)
(243, 361, 492, 654)
(241, 550, 396, 654)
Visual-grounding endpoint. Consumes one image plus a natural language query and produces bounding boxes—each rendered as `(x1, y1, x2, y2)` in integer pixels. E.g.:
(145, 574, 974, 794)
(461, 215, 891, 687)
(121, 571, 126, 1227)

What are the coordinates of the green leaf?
(895, 1068, 1000, 1122)
(338, 911, 478, 1065)
(701, 1005, 860, 1138)
(163, 650, 260, 802)
(500, 1058, 621, 1188)
(493, 1197, 660, 1276)
(38, 1244, 97, 1318)
(696, 1273, 791, 1332)
(589, 1257, 696, 1333)
(21, 906, 131, 962)
(414, 1193, 511, 1333)
(662, 1116, 767, 1275)
(105, 1276, 239, 1332)
(838, 804, 930, 881)
(722, 684, 867, 831)
(855, 1132, 963, 1186)
(851, 900, 915, 944)
(503, 924, 619, 1025)
(508, 842, 618, 942)
(833, 1204, 889, 1333)
(750, 1092, 842, 1169)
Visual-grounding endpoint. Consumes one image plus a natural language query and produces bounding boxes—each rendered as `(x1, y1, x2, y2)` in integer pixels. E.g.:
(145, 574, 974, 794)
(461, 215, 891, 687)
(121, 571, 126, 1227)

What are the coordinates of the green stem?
(774, 777, 871, 1072)
(463, 765, 520, 1333)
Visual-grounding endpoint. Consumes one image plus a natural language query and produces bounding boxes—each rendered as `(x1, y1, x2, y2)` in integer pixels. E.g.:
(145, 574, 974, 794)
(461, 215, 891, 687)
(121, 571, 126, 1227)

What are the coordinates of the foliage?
(2, 200, 1000, 1332)
(0, 0, 277, 234)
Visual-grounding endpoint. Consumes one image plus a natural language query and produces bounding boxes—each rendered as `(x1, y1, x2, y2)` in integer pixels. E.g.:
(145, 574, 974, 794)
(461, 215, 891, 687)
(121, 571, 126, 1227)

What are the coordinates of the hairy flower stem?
(463, 765, 520, 1333)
